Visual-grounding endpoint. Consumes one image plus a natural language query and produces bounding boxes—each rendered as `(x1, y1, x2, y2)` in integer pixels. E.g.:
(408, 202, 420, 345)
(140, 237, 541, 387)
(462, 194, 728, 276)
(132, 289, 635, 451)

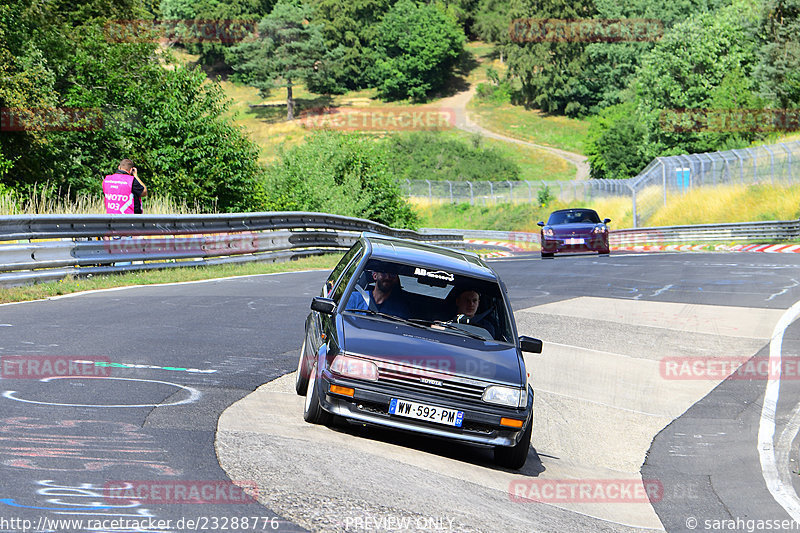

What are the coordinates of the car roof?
(549, 208, 598, 214)
(361, 233, 498, 281)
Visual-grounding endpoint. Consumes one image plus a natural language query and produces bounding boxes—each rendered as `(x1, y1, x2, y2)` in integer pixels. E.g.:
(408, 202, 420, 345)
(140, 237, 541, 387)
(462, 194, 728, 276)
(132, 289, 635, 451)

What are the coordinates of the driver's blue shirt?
(345, 288, 410, 319)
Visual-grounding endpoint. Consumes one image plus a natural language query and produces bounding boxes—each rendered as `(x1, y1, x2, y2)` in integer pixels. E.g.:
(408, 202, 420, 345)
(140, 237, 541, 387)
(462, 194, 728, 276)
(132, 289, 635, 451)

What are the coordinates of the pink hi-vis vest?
(103, 173, 135, 214)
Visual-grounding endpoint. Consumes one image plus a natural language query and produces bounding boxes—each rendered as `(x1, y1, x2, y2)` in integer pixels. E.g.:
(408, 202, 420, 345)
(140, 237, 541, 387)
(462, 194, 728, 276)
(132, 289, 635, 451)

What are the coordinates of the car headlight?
(543, 228, 554, 237)
(483, 385, 526, 408)
(592, 225, 606, 234)
(330, 354, 379, 381)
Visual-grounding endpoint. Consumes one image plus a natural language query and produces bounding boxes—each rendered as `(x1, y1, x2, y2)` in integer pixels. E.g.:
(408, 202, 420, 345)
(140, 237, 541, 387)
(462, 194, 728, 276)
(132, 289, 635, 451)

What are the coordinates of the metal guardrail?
(0, 212, 463, 287)
(424, 219, 800, 248)
(610, 219, 800, 244)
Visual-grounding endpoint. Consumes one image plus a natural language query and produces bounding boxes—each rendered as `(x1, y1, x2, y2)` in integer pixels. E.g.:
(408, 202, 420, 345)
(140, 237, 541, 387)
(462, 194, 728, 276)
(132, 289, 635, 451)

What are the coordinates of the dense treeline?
(473, 0, 800, 179)
(0, 0, 264, 212)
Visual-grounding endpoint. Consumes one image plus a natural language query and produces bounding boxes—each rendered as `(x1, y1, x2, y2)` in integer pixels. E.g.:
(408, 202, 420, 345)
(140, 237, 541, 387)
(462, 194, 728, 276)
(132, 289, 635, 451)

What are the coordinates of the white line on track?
(759, 298, 800, 521)
(0, 269, 326, 308)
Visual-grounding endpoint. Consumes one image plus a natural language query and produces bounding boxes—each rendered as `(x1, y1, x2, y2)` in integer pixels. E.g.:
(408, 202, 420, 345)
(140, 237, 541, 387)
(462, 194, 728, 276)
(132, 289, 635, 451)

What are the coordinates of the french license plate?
(389, 399, 464, 427)
(565, 237, 584, 245)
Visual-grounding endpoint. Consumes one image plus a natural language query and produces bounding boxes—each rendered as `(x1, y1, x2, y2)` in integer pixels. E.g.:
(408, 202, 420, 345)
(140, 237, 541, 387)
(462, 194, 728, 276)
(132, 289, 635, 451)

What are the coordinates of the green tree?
(755, 0, 800, 109)
(0, 0, 265, 211)
(370, 0, 465, 101)
(635, 1, 763, 154)
(313, 0, 394, 90)
(585, 102, 653, 180)
(263, 131, 418, 228)
(159, 0, 274, 67)
(229, 0, 330, 119)
(502, 0, 596, 116)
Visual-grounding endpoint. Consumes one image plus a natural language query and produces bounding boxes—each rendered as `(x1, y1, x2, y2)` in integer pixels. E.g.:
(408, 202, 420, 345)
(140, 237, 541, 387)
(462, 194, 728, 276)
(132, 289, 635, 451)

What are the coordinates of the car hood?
(550, 223, 599, 235)
(340, 314, 524, 386)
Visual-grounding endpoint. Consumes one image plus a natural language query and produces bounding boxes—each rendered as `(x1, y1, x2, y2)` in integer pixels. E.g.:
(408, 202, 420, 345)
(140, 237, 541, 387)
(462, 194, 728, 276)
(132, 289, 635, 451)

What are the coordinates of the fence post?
(660, 158, 667, 207)
(425, 179, 432, 202)
(780, 143, 792, 183)
(489, 181, 494, 203)
(468, 181, 474, 205)
(764, 145, 775, 184)
(732, 150, 744, 184)
(507, 180, 513, 203)
(446, 180, 453, 203)
(627, 180, 638, 228)
(525, 180, 532, 203)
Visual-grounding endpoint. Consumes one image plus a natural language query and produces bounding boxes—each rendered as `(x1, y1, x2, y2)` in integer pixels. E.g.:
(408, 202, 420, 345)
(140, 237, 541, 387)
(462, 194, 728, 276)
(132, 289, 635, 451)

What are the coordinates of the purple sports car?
(537, 208, 611, 258)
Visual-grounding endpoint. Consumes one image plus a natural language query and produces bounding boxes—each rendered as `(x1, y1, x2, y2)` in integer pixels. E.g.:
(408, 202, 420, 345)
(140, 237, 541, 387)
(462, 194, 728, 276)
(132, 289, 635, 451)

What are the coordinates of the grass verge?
(0, 255, 339, 305)
(414, 183, 800, 231)
(467, 100, 590, 155)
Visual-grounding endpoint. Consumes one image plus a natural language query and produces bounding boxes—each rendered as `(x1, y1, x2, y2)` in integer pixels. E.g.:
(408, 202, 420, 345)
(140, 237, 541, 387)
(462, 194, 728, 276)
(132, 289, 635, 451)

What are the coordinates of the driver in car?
(453, 287, 496, 338)
(346, 270, 411, 319)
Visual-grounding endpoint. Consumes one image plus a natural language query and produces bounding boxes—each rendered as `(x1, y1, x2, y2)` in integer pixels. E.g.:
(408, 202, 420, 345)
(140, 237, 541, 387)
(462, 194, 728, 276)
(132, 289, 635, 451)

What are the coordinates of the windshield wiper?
(407, 318, 489, 341)
(344, 308, 429, 330)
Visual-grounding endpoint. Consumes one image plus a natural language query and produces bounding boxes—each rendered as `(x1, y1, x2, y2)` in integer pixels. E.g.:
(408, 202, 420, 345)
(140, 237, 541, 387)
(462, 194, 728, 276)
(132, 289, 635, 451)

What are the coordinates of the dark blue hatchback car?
(296, 233, 542, 469)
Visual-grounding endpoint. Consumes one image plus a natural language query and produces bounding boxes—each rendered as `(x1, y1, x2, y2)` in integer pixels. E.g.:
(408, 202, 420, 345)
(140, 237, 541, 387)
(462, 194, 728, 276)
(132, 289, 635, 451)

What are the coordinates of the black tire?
(494, 419, 532, 470)
(541, 252, 554, 259)
(295, 339, 309, 396)
(598, 250, 610, 256)
(303, 362, 332, 425)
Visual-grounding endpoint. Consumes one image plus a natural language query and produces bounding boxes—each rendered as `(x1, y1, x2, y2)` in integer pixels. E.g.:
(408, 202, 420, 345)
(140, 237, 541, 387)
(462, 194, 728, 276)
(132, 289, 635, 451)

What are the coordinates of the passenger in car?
(453, 287, 496, 338)
(345, 271, 411, 319)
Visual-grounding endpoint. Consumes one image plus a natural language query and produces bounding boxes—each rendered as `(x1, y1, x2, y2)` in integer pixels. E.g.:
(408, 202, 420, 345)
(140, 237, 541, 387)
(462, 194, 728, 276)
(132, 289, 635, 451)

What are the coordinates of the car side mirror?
(603, 218, 611, 224)
(537, 221, 545, 227)
(519, 336, 543, 353)
(311, 297, 336, 315)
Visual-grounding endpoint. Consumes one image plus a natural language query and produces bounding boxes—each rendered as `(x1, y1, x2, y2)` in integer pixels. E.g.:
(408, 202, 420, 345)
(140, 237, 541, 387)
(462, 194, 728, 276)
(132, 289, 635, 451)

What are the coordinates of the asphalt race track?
(2, 251, 800, 532)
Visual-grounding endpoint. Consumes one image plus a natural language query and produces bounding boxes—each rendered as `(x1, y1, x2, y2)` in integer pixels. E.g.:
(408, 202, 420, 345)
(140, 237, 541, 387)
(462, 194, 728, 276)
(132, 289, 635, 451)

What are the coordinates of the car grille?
(373, 361, 487, 402)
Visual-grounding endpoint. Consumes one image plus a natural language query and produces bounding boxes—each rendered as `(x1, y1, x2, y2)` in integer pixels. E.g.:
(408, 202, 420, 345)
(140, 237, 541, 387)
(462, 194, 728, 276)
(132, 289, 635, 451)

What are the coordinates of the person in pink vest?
(103, 158, 147, 214)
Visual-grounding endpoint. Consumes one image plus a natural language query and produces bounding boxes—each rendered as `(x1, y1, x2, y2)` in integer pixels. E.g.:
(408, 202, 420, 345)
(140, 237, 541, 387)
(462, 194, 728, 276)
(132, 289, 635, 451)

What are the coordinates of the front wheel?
(494, 419, 532, 469)
(303, 362, 332, 425)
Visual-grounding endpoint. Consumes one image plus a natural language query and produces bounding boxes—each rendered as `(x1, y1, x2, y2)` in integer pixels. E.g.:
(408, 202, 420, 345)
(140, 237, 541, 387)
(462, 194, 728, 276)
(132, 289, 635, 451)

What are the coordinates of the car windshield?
(343, 259, 514, 343)
(547, 209, 601, 225)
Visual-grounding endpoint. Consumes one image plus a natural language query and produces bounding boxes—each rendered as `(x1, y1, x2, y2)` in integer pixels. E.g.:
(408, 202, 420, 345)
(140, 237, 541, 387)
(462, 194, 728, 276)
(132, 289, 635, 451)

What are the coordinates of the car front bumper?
(542, 235, 609, 254)
(318, 370, 533, 448)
